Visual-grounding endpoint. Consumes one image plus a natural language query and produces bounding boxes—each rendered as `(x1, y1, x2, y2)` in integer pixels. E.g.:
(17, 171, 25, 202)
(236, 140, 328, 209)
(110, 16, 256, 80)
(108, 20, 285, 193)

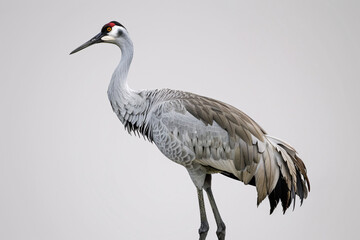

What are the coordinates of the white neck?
(107, 32, 146, 126)
(109, 34, 134, 94)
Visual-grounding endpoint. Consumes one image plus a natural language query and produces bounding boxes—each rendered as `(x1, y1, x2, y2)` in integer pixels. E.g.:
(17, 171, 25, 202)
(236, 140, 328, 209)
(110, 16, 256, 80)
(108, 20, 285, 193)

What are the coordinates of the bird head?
(70, 21, 127, 55)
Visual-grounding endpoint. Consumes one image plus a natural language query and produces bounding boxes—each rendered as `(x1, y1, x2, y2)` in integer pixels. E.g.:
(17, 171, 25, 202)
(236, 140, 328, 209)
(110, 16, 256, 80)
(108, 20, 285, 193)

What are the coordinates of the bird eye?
(107, 27, 112, 32)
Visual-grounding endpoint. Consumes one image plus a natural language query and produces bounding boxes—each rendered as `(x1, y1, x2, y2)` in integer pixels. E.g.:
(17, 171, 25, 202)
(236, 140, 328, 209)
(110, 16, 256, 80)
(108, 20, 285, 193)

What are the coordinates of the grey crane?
(70, 21, 310, 240)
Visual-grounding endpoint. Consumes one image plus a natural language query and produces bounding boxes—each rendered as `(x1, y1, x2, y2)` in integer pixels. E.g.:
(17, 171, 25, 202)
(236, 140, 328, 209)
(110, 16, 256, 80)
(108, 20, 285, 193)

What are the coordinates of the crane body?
(71, 21, 310, 240)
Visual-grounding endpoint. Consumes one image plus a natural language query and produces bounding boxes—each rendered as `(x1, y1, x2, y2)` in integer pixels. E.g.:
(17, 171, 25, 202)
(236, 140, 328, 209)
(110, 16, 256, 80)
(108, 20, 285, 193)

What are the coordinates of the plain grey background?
(1, 0, 359, 239)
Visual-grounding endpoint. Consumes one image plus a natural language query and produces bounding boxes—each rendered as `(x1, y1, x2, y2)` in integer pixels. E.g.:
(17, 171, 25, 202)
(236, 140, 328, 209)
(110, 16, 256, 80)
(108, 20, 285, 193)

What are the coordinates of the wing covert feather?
(145, 89, 309, 213)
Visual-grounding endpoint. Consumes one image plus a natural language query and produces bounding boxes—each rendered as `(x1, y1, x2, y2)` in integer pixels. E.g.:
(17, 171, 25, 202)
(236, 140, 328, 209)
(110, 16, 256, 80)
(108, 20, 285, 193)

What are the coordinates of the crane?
(70, 21, 310, 240)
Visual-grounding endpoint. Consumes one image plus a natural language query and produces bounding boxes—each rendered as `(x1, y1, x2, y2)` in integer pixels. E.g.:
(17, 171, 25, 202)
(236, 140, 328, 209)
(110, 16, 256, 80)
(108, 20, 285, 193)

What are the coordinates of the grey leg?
(197, 188, 209, 240)
(204, 174, 226, 240)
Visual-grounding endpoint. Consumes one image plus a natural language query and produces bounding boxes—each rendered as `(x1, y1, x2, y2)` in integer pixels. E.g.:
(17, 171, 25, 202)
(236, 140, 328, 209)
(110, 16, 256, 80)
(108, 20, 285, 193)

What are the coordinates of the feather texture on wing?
(140, 89, 310, 213)
(111, 88, 310, 214)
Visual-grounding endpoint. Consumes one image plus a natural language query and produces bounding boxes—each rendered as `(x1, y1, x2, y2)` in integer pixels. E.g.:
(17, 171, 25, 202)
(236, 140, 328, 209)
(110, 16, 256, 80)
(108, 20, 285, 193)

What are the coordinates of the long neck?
(107, 34, 148, 132)
(109, 35, 134, 95)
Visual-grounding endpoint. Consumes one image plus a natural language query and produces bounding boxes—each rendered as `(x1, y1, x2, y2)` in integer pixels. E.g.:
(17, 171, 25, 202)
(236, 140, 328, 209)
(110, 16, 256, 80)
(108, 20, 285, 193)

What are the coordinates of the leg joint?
(198, 222, 209, 234)
(216, 222, 226, 239)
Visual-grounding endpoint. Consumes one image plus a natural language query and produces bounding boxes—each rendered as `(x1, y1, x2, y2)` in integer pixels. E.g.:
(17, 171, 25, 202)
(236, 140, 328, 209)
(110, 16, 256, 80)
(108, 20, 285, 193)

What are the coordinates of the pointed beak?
(70, 32, 105, 55)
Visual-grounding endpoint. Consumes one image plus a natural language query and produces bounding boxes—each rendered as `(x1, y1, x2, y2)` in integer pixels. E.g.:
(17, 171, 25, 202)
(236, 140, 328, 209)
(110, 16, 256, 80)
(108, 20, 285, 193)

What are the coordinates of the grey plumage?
(71, 21, 310, 240)
(128, 89, 310, 208)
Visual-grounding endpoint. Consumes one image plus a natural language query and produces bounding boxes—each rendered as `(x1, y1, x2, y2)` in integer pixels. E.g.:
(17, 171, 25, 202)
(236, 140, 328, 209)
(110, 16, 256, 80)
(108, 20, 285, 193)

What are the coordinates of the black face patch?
(101, 23, 113, 33)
